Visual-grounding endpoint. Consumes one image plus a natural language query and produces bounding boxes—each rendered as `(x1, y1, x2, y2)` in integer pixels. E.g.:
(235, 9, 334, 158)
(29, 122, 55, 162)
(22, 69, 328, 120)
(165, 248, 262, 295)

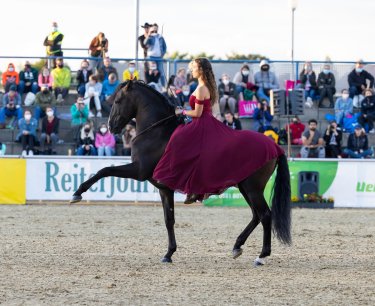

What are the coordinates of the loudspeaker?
(289, 89, 304, 115)
(270, 89, 286, 115)
(270, 89, 304, 116)
(298, 171, 319, 199)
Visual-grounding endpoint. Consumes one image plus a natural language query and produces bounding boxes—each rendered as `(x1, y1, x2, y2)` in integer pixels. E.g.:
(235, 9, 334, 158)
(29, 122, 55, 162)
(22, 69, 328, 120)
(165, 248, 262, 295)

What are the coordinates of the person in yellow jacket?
(123, 61, 139, 81)
(43, 22, 64, 68)
(51, 58, 71, 102)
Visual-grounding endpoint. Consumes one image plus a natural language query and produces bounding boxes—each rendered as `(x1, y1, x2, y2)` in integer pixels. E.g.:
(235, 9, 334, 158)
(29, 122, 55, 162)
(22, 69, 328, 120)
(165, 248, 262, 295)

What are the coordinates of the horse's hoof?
(232, 248, 243, 259)
(253, 257, 266, 267)
(161, 257, 172, 263)
(69, 195, 82, 204)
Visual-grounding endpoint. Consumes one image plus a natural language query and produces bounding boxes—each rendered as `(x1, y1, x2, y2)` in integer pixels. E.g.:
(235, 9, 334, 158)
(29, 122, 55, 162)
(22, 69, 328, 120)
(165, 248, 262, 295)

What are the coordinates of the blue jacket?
(335, 97, 353, 115)
(253, 107, 273, 130)
(102, 79, 119, 97)
(254, 71, 279, 90)
(16, 118, 38, 141)
(144, 34, 167, 58)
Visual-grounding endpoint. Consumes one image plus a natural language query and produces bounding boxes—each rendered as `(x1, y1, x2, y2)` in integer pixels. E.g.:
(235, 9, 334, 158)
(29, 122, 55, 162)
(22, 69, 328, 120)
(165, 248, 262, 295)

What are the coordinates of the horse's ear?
(124, 79, 133, 91)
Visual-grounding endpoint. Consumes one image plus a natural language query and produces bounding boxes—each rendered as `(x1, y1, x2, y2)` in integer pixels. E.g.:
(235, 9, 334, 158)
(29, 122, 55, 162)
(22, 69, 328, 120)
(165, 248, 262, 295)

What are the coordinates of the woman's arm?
(183, 86, 207, 118)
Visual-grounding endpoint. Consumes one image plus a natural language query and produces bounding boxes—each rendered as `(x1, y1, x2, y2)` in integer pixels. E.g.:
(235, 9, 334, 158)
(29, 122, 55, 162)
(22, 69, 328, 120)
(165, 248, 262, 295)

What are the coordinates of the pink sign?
(238, 100, 258, 118)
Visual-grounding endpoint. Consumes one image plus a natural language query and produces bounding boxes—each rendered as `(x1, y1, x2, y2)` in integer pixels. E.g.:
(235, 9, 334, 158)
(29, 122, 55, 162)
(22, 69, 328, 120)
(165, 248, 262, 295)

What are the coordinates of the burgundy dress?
(152, 95, 284, 195)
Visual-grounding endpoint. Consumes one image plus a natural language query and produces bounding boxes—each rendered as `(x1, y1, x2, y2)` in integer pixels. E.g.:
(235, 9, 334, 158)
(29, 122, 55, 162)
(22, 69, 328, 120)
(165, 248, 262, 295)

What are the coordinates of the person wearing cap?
(348, 59, 374, 99)
(76, 59, 93, 97)
(123, 61, 139, 81)
(0, 85, 23, 129)
(89, 32, 109, 72)
(218, 73, 237, 116)
(43, 22, 64, 68)
(139, 22, 151, 76)
(334, 89, 353, 126)
(323, 119, 342, 158)
(254, 59, 279, 104)
(358, 88, 375, 133)
(317, 63, 336, 108)
(19, 61, 39, 95)
(34, 84, 57, 121)
(2, 63, 19, 93)
(343, 125, 373, 158)
(300, 119, 325, 158)
(51, 58, 71, 102)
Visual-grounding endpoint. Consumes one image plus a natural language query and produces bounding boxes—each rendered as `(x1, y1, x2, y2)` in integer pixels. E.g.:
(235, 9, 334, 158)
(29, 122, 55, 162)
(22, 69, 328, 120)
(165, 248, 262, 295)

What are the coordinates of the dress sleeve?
(195, 98, 205, 105)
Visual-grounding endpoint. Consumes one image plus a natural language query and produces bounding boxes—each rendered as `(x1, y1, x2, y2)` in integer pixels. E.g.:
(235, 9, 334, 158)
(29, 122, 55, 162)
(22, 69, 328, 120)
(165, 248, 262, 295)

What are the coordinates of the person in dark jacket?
(223, 111, 242, 130)
(343, 125, 373, 158)
(348, 59, 375, 98)
(76, 60, 93, 97)
(218, 74, 237, 116)
(299, 61, 317, 103)
(40, 106, 59, 154)
(317, 64, 336, 108)
(253, 100, 274, 132)
(76, 122, 97, 156)
(96, 57, 118, 82)
(19, 61, 39, 95)
(138, 22, 151, 77)
(323, 120, 342, 158)
(358, 88, 375, 133)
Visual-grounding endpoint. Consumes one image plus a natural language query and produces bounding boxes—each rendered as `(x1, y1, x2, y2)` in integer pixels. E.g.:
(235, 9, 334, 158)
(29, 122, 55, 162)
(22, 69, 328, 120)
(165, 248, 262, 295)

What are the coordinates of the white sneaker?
(96, 111, 102, 118)
(21, 150, 27, 157)
(57, 94, 64, 103)
(88, 111, 95, 118)
(306, 97, 312, 103)
(28, 150, 34, 156)
(369, 129, 375, 134)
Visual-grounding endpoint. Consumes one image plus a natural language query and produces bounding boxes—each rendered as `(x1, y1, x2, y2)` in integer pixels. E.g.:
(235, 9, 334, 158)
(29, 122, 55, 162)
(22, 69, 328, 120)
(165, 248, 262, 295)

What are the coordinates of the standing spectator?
(358, 88, 375, 133)
(16, 110, 38, 157)
(76, 59, 93, 97)
(122, 121, 136, 156)
(233, 64, 254, 101)
(0, 85, 23, 129)
(76, 122, 97, 156)
(299, 61, 317, 104)
(317, 64, 336, 108)
(123, 61, 139, 81)
(223, 111, 242, 130)
(51, 58, 71, 102)
(323, 120, 342, 158)
(144, 24, 167, 87)
(18, 61, 39, 95)
(95, 123, 116, 156)
(254, 59, 279, 104)
(88, 32, 108, 72)
(300, 119, 325, 158)
(97, 57, 118, 82)
(335, 89, 353, 126)
(343, 125, 373, 158)
(34, 84, 57, 121)
(145, 61, 162, 92)
(84, 75, 102, 118)
(43, 22, 64, 68)
(138, 22, 151, 76)
(102, 72, 119, 100)
(287, 115, 305, 145)
(348, 59, 374, 98)
(38, 67, 53, 91)
(2, 63, 19, 93)
(218, 73, 237, 116)
(253, 100, 274, 132)
(40, 106, 59, 155)
(71, 97, 89, 140)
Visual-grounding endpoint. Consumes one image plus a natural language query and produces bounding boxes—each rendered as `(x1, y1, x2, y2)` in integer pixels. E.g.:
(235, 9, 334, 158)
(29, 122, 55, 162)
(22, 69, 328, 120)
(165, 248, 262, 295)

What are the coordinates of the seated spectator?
(89, 32, 108, 72)
(145, 61, 162, 92)
(299, 61, 317, 103)
(38, 66, 53, 90)
(34, 84, 57, 121)
(76, 122, 96, 156)
(254, 59, 279, 104)
(123, 61, 139, 81)
(358, 88, 375, 133)
(84, 75, 102, 118)
(223, 111, 242, 130)
(0, 85, 23, 129)
(51, 58, 71, 102)
(2, 63, 19, 93)
(233, 64, 254, 101)
(287, 115, 305, 145)
(19, 61, 39, 95)
(40, 106, 59, 155)
(174, 68, 189, 103)
(253, 100, 274, 132)
(163, 75, 180, 106)
(335, 89, 353, 126)
(323, 120, 342, 158)
(97, 57, 118, 82)
(300, 119, 325, 158)
(122, 121, 136, 156)
(348, 59, 374, 99)
(317, 64, 336, 108)
(76, 59, 93, 97)
(0, 142, 6, 155)
(343, 125, 373, 158)
(71, 97, 89, 140)
(102, 72, 119, 101)
(95, 123, 116, 156)
(16, 110, 38, 156)
(218, 73, 237, 116)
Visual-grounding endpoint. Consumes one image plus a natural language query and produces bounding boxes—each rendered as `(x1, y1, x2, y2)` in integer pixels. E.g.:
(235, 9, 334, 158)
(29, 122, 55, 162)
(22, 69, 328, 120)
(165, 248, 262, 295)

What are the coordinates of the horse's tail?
(271, 153, 292, 245)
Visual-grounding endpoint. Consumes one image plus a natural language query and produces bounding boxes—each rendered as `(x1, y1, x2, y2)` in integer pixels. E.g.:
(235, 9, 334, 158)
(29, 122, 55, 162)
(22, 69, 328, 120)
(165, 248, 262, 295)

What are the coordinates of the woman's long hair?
(193, 58, 218, 106)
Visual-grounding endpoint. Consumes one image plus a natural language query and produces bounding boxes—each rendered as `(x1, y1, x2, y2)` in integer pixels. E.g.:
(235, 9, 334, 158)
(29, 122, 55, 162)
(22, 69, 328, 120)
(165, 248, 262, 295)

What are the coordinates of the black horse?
(71, 80, 291, 266)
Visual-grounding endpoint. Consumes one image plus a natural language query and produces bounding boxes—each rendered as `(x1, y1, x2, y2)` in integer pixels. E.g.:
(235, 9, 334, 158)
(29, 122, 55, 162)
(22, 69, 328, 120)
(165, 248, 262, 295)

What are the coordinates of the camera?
(101, 39, 107, 47)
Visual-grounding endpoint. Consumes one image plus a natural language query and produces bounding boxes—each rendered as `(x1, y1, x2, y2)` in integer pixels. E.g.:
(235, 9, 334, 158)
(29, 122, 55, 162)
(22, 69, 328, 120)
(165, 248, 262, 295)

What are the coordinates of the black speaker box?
(298, 171, 319, 199)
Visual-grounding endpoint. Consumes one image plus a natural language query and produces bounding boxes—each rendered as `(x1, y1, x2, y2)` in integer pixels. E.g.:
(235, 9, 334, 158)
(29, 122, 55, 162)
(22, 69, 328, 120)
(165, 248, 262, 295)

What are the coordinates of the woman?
(17, 110, 38, 156)
(95, 123, 116, 156)
(38, 67, 53, 91)
(153, 58, 283, 204)
(323, 120, 342, 158)
(84, 75, 103, 118)
(76, 59, 93, 97)
(334, 89, 353, 126)
(76, 122, 97, 156)
(233, 64, 254, 101)
(299, 61, 317, 103)
(88, 32, 108, 71)
(40, 106, 59, 155)
(122, 121, 136, 156)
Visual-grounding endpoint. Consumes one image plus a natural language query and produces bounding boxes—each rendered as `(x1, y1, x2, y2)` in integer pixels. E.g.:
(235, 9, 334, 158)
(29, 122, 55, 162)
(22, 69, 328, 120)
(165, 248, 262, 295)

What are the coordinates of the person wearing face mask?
(233, 64, 255, 101)
(97, 57, 118, 83)
(89, 32, 109, 72)
(102, 73, 120, 101)
(43, 22, 64, 69)
(323, 120, 342, 158)
(34, 84, 57, 121)
(299, 61, 317, 104)
(348, 59, 374, 99)
(95, 123, 116, 156)
(16, 110, 38, 157)
(358, 88, 375, 133)
(343, 124, 373, 158)
(334, 89, 353, 126)
(218, 73, 237, 116)
(38, 67, 53, 91)
(317, 64, 336, 108)
(40, 106, 60, 155)
(76, 60, 93, 97)
(84, 75, 103, 118)
(71, 97, 89, 140)
(0, 85, 23, 129)
(300, 119, 325, 158)
(145, 61, 162, 92)
(19, 61, 39, 95)
(76, 122, 97, 156)
(51, 58, 71, 102)
(123, 61, 139, 81)
(254, 59, 279, 104)
(286, 116, 305, 145)
(2, 63, 19, 93)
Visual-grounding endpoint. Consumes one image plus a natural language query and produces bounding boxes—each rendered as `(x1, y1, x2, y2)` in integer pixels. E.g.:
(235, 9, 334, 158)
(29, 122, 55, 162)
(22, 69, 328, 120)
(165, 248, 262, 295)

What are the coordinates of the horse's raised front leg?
(70, 162, 141, 203)
(159, 188, 176, 263)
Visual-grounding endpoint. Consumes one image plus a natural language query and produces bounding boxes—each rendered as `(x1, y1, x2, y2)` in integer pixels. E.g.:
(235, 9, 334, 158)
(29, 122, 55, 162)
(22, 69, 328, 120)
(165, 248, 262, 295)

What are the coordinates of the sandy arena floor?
(0, 205, 374, 305)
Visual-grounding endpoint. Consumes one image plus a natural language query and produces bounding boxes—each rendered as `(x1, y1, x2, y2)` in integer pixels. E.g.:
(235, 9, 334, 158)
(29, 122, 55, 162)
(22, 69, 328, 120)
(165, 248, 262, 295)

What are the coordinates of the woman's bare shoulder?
(195, 85, 210, 100)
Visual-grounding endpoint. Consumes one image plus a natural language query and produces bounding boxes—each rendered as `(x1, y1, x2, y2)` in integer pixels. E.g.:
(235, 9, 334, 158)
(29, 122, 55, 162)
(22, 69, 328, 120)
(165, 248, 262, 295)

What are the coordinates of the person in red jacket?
(286, 115, 305, 145)
(2, 63, 19, 93)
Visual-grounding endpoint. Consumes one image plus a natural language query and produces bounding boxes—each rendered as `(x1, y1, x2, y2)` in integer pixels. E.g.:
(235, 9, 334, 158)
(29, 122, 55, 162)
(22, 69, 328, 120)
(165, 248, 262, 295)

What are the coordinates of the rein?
(131, 114, 176, 142)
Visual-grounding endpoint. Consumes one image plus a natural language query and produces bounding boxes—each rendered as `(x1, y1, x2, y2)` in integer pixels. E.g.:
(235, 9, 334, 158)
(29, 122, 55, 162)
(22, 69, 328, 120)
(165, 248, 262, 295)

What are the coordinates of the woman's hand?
(175, 108, 184, 115)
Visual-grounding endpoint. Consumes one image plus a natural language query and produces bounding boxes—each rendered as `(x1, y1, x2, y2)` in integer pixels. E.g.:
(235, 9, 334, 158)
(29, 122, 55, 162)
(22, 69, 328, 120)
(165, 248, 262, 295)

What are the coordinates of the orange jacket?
(2, 63, 19, 86)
